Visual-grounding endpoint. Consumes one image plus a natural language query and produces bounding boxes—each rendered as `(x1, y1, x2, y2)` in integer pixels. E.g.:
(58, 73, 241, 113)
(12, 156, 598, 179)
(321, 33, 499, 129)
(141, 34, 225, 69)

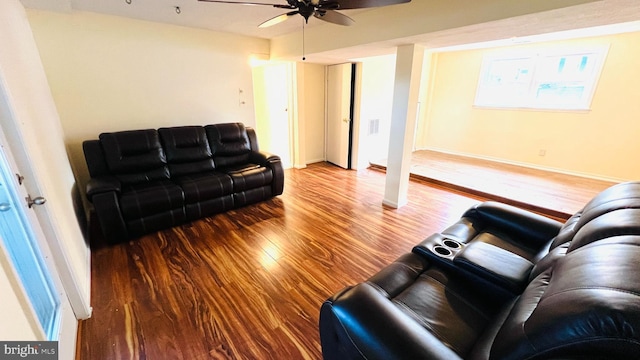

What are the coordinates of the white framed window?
(474, 45, 609, 110)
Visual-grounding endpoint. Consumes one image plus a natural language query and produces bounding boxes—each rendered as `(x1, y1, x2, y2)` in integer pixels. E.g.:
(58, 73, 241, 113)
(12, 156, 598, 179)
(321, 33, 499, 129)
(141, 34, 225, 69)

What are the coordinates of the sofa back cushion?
(99, 129, 170, 184)
(158, 126, 215, 177)
(490, 235, 640, 360)
(205, 123, 252, 168)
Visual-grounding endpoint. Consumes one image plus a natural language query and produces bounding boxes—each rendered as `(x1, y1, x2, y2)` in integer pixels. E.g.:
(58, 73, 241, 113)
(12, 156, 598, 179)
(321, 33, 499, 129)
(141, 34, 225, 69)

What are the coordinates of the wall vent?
(368, 119, 380, 135)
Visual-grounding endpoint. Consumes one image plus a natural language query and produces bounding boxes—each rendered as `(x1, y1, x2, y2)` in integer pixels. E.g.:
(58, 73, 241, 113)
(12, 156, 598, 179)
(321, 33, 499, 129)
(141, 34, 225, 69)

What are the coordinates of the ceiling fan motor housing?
(299, 3, 315, 22)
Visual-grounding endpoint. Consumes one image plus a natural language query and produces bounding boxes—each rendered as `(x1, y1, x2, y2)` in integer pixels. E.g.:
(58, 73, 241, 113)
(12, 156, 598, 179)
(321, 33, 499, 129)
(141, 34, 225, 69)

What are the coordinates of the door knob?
(26, 195, 46, 208)
(0, 203, 10, 212)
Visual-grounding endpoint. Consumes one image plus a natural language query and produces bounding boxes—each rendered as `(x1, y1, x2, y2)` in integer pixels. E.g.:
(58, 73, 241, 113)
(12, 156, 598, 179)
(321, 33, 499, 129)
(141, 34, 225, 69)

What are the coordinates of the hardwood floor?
(77, 163, 491, 359)
(370, 150, 617, 218)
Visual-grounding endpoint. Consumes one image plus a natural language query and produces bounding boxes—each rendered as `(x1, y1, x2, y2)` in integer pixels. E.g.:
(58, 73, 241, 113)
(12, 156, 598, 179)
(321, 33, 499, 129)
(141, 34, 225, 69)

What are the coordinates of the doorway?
(252, 62, 294, 169)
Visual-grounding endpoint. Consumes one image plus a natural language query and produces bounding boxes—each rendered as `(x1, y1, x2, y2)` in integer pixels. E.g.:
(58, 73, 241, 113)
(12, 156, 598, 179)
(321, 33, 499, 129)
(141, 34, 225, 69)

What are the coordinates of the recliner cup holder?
(417, 235, 464, 260)
(433, 245, 452, 257)
(443, 239, 461, 249)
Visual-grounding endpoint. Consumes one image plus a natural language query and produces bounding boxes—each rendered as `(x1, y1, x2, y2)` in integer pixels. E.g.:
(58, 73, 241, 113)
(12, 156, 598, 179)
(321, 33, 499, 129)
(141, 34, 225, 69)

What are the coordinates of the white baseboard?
(305, 158, 326, 165)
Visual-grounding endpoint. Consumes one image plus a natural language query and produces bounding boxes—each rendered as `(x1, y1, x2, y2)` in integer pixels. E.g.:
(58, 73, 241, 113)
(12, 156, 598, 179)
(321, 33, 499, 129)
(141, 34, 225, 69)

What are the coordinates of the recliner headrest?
(549, 181, 640, 250)
(575, 181, 640, 229)
(568, 208, 640, 252)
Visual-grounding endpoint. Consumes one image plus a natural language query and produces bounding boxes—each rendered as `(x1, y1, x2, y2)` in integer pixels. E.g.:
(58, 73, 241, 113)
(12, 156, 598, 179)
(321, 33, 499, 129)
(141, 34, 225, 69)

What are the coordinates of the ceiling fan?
(198, 0, 412, 28)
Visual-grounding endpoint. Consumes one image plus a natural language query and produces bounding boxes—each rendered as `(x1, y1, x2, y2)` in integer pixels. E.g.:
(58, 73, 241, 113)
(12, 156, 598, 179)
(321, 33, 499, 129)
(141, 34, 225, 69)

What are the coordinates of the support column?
(383, 44, 424, 208)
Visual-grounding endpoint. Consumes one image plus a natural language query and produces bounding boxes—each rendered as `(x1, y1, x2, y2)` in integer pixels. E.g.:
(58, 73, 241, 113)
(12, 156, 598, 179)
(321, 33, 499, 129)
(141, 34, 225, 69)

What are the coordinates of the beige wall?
(421, 31, 640, 181)
(26, 9, 269, 194)
(298, 62, 326, 165)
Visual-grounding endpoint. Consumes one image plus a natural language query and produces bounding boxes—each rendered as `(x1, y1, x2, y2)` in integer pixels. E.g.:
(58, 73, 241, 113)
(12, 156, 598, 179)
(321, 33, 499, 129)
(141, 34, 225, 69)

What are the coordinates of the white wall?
(26, 9, 270, 196)
(354, 55, 396, 169)
(0, 0, 90, 318)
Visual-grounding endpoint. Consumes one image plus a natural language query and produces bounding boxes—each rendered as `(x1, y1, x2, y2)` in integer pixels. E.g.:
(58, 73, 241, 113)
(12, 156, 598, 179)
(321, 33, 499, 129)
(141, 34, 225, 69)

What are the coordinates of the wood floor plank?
(371, 150, 616, 218)
(80, 162, 563, 359)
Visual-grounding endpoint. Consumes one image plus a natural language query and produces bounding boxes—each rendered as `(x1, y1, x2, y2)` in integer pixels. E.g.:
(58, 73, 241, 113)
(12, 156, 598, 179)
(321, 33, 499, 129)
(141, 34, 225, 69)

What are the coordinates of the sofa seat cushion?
(173, 172, 233, 203)
(224, 164, 273, 192)
(120, 180, 184, 220)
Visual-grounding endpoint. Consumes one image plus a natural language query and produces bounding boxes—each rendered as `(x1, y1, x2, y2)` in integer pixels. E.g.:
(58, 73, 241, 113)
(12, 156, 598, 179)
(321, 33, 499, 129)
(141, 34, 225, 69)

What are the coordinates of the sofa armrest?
(320, 283, 463, 360)
(249, 150, 280, 165)
(249, 151, 284, 196)
(462, 201, 563, 250)
(86, 176, 121, 200)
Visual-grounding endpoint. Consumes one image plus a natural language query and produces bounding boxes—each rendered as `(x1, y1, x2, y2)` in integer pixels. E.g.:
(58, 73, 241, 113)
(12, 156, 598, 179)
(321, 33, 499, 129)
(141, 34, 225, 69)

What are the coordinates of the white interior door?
(253, 62, 293, 169)
(263, 63, 292, 169)
(326, 63, 353, 169)
(0, 129, 76, 358)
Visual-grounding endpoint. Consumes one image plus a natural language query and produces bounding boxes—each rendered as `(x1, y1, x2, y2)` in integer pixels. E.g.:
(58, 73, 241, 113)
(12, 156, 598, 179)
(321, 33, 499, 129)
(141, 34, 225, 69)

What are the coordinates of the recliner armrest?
(86, 176, 121, 200)
(453, 241, 533, 294)
(249, 151, 284, 196)
(320, 282, 463, 360)
(462, 201, 563, 249)
(249, 151, 281, 165)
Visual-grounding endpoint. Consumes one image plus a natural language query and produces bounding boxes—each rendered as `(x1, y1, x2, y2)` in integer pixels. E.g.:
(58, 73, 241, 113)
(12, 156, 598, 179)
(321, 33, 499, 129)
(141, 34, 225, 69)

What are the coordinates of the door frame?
(347, 63, 356, 169)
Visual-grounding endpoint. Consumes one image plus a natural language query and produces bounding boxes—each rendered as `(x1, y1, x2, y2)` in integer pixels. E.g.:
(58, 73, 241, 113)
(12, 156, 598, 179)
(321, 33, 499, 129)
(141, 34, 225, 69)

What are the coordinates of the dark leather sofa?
(83, 122, 284, 243)
(320, 181, 640, 359)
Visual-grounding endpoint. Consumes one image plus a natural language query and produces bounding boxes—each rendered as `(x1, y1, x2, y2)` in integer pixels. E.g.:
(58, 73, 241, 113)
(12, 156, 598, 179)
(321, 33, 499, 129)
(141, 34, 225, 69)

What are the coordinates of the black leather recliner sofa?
(83, 122, 284, 243)
(320, 181, 640, 359)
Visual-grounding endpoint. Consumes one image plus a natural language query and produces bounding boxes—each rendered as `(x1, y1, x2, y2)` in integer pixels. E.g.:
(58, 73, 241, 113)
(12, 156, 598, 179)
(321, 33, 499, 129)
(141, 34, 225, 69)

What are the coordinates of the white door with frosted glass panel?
(326, 63, 353, 169)
(0, 134, 76, 358)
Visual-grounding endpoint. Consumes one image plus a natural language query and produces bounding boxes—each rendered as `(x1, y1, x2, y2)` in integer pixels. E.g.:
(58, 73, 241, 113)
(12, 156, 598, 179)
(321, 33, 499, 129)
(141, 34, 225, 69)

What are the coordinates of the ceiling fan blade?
(329, 0, 411, 10)
(198, 0, 294, 9)
(314, 10, 354, 26)
(258, 11, 299, 28)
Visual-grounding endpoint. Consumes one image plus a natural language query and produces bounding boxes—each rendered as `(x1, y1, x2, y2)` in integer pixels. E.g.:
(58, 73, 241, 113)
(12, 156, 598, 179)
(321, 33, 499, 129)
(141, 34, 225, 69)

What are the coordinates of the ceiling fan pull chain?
(302, 18, 306, 61)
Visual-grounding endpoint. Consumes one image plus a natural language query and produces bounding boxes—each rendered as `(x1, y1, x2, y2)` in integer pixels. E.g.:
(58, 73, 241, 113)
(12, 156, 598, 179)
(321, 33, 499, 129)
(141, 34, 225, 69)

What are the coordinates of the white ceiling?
(20, 0, 370, 39)
(19, 0, 640, 63)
